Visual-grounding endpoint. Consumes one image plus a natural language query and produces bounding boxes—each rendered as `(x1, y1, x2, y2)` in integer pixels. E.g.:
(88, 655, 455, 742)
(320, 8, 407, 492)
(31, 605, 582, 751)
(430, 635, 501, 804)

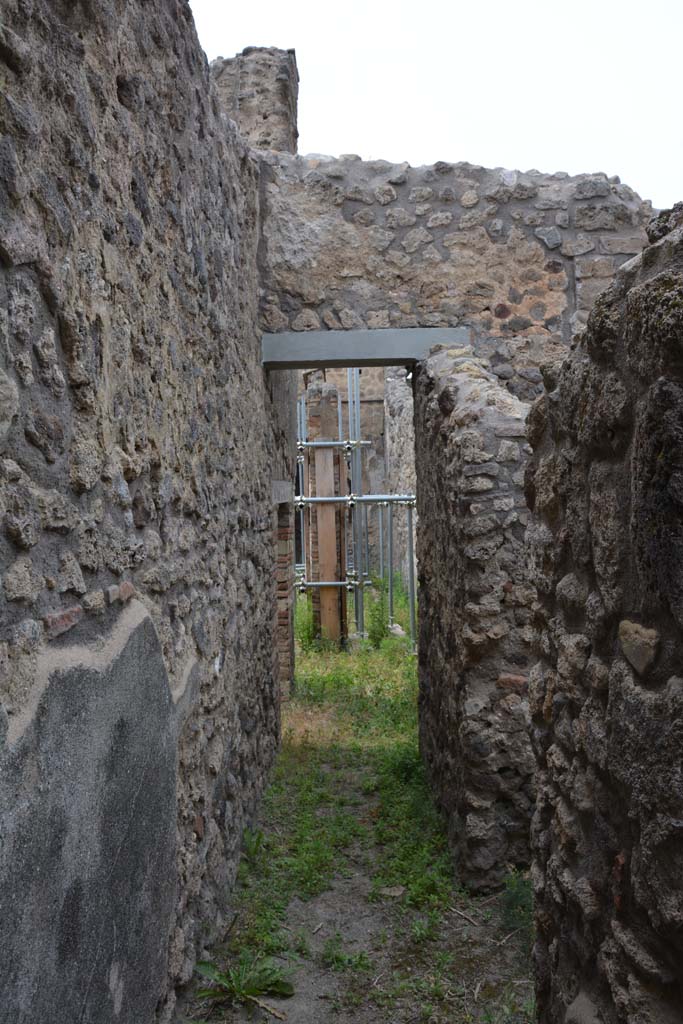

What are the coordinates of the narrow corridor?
(183, 634, 534, 1024)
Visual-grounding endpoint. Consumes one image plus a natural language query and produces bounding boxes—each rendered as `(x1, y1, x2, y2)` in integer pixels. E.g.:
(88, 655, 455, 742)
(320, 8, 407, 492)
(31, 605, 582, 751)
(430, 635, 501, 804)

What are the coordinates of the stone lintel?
(262, 327, 472, 370)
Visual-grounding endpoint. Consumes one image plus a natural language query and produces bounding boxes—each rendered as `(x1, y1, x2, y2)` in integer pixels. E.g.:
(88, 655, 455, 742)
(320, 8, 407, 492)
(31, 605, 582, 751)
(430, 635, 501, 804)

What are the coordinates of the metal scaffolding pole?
(296, 495, 416, 505)
(387, 502, 394, 625)
(297, 440, 371, 449)
(378, 505, 384, 581)
(363, 505, 370, 579)
(296, 398, 307, 579)
(353, 368, 364, 633)
(347, 368, 359, 633)
(295, 579, 373, 589)
(407, 504, 417, 650)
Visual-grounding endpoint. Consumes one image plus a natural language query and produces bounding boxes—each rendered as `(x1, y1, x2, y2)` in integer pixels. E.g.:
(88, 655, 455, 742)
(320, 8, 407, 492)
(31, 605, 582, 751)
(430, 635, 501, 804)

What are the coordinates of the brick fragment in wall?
(0, 7, 296, 1023)
(414, 348, 535, 891)
(525, 210, 683, 1024)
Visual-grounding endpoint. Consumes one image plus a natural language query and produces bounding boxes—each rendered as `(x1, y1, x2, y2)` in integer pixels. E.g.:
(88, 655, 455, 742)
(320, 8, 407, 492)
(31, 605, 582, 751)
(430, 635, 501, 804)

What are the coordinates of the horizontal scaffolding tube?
(295, 580, 373, 589)
(296, 494, 416, 506)
(297, 440, 372, 449)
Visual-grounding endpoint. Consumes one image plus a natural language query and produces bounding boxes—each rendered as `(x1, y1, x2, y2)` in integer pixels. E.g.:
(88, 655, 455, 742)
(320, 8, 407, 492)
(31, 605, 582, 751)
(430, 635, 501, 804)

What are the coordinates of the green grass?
(293, 570, 414, 649)
(189, 636, 534, 1023)
(501, 868, 534, 954)
(321, 932, 373, 972)
(211, 635, 451, 968)
(295, 637, 451, 909)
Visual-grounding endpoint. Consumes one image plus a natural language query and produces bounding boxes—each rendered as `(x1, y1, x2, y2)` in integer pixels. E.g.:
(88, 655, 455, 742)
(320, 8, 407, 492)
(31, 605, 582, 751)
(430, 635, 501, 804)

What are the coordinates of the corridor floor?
(183, 639, 534, 1024)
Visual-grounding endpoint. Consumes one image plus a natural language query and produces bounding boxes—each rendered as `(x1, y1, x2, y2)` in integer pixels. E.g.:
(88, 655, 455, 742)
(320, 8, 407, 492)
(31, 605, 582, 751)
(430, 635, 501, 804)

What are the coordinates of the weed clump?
(502, 868, 534, 953)
(366, 582, 389, 648)
(195, 954, 293, 1012)
(294, 594, 317, 651)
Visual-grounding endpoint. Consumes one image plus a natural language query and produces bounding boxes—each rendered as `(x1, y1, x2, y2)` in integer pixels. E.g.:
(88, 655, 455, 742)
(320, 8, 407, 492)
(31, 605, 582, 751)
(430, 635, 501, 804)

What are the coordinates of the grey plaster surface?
(0, 604, 177, 1024)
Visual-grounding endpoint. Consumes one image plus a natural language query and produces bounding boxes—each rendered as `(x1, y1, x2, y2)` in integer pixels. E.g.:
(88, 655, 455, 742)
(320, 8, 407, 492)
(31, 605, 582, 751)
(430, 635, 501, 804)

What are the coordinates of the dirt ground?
(180, 647, 534, 1024)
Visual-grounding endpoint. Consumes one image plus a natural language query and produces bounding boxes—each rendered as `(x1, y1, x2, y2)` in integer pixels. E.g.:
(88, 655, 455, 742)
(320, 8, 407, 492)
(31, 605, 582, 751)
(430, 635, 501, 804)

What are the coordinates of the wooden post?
(314, 446, 340, 642)
(314, 389, 343, 642)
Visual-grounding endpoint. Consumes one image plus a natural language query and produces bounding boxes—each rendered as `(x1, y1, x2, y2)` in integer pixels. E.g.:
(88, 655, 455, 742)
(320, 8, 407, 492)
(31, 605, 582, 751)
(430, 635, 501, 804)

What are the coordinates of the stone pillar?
(210, 47, 299, 153)
(414, 346, 536, 891)
(526, 209, 683, 1023)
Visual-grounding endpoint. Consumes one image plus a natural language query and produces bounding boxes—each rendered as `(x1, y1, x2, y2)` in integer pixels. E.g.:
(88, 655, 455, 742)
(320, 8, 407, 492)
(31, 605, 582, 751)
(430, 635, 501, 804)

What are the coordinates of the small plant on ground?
(242, 826, 265, 866)
(501, 868, 534, 953)
(294, 593, 318, 651)
(366, 581, 390, 648)
(321, 932, 373, 972)
(411, 909, 440, 944)
(195, 953, 293, 1013)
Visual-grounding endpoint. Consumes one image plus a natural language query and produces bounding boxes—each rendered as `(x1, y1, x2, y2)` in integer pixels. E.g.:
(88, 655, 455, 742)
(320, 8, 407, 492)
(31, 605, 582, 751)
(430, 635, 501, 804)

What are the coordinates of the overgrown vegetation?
(194, 956, 293, 1017)
(501, 868, 534, 954)
(186, 634, 534, 1023)
(366, 583, 390, 647)
(293, 569, 413, 653)
(293, 592, 317, 651)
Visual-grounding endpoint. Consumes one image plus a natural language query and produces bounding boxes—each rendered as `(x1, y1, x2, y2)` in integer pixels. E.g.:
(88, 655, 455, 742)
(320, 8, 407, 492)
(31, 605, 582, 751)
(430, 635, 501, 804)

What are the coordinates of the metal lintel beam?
(262, 327, 471, 370)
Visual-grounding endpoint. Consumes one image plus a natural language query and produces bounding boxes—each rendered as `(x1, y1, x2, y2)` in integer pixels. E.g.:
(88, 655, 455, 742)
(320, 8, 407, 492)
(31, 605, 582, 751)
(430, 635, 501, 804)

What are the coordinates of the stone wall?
(210, 47, 299, 154)
(260, 152, 651, 358)
(526, 213, 683, 1022)
(261, 154, 652, 599)
(259, 151, 653, 891)
(0, 4, 294, 1022)
(414, 346, 536, 890)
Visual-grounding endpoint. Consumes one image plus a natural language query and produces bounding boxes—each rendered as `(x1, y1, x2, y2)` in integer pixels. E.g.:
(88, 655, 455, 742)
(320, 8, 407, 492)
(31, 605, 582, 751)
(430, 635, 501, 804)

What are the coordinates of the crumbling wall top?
(211, 46, 299, 153)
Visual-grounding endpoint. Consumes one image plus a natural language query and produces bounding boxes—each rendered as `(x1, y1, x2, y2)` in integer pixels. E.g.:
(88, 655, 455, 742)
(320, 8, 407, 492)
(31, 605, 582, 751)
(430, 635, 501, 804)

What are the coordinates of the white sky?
(189, 0, 681, 210)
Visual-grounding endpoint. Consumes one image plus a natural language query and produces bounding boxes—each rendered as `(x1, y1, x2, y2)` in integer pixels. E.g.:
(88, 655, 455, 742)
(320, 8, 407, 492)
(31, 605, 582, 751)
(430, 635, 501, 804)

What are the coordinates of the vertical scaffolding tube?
(407, 505, 416, 649)
(347, 369, 359, 633)
(363, 506, 370, 579)
(378, 505, 384, 581)
(353, 368, 364, 634)
(297, 399, 306, 573)
(388, 502, 394, 626)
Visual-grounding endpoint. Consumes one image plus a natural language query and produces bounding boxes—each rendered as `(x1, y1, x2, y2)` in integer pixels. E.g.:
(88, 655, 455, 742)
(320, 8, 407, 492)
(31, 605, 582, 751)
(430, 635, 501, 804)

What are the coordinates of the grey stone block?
(0, 606, 177, 1024)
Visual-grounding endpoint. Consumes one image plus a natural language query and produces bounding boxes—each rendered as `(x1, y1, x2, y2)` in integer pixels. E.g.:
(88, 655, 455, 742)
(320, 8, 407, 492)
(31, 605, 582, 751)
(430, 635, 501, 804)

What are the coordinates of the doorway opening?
(294, 365, 417, 651)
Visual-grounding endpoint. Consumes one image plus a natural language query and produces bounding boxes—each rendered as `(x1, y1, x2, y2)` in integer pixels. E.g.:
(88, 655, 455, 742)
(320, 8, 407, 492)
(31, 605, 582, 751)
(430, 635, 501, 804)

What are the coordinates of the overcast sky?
(189, 0, 681, 210)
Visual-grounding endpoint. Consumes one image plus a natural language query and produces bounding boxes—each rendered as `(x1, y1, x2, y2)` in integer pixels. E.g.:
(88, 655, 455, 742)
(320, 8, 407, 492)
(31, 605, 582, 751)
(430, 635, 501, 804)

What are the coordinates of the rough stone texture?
(260, 154, 651, 380)
(0, 4, 295, 1021)
(384, 366, 416, 582)
(414, 346, 536, 890)
(258, 153, 653, 896)
(211, 47, 299, 154)
(262, 158, 650, 598)
(0, 603, 176, 1023)
(526, 216, 683, 1022)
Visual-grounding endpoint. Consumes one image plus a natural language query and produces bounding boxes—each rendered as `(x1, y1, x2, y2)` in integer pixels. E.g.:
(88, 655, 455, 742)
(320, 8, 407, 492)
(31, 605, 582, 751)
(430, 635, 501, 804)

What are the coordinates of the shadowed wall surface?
(0, 3, 294, 1020)
(526, 211, 683, 1023)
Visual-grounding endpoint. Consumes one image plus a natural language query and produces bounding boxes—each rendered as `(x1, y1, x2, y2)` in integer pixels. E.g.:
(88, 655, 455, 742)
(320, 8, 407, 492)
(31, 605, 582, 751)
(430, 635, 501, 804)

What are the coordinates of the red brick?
(496, 673, 528, 693)
(44, 605, 83, 640)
